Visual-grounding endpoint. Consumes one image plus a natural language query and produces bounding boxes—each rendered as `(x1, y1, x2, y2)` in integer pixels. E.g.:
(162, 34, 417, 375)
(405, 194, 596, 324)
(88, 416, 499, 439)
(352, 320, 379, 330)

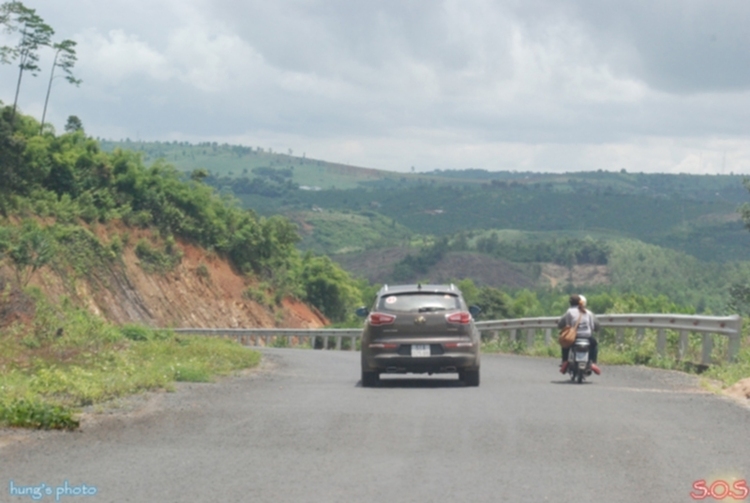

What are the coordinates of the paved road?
(2, 349, 749, 503)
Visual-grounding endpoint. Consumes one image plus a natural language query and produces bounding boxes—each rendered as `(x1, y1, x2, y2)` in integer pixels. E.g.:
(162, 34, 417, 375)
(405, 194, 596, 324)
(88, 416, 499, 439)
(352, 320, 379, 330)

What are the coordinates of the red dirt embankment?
(13, 225, 327, 329)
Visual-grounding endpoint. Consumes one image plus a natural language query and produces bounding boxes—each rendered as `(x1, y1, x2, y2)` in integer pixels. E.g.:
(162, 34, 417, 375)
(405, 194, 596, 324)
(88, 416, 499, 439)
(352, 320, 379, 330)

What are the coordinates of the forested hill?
(101, 139, 750, 263)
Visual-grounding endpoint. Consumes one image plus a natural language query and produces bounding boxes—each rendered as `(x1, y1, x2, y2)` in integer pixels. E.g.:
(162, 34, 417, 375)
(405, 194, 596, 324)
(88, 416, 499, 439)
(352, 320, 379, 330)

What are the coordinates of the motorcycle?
(567, 337, 592, 384)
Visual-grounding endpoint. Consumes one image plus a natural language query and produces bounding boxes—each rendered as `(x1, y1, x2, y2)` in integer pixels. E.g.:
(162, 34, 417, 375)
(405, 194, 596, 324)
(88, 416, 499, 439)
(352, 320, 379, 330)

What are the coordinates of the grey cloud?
(527, 0, 750, 93)
(3, 0, 750, 173)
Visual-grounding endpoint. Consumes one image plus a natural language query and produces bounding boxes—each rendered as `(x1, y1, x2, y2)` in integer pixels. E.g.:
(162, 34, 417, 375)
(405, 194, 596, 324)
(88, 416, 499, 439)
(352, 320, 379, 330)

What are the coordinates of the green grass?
(0, 293, 260, 430)
(704, 347, 750, 387)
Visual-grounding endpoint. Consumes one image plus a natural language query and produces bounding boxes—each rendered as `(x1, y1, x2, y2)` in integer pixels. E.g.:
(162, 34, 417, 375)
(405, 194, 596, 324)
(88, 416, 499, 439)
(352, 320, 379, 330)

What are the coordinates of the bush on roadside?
(0, 398, 79, 430)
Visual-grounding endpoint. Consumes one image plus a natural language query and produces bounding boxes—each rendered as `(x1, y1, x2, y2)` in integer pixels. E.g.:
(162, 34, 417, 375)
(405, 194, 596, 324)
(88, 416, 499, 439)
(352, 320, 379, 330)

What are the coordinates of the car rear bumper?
(363, 351, 479, 374)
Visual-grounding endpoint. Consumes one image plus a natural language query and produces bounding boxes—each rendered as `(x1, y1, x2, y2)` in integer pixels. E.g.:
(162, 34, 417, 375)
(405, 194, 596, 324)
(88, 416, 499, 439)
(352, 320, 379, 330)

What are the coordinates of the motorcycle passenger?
(558, 294, 601, 375)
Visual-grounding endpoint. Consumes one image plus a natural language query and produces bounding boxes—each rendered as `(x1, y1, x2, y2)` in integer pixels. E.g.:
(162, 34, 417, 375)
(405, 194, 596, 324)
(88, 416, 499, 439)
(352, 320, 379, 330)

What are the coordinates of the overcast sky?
(2, 0, 750, 174)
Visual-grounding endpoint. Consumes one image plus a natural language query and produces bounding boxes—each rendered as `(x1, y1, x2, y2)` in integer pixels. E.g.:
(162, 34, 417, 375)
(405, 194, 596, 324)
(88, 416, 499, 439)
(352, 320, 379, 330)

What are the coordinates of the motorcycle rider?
(558, 294, 601, 375)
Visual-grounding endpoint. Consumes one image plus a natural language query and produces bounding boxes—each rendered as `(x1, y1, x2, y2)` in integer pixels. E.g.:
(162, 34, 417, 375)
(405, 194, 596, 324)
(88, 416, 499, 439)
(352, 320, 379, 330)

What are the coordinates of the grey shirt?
(557, 306, 599, 338)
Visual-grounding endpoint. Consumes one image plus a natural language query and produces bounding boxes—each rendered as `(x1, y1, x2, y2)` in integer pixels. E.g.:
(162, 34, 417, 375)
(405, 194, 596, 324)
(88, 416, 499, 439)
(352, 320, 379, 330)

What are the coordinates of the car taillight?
(368, 312, 396, 326)
(444, 341, 474, 349)
(368, 343, 399, 349)
(446, 312, 471, 324)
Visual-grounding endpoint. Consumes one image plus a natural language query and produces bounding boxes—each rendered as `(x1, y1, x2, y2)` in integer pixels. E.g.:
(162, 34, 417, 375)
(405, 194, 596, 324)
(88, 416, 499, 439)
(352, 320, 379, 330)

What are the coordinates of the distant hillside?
(333, 249, 538, 288)
(290, 185, 750, 262)
(330, 233, 750, 313)
(289, 209, 413, 255)
(97, 140, 750, 263)
(99, 139, 434, 190)
(98, 140, 750, 200)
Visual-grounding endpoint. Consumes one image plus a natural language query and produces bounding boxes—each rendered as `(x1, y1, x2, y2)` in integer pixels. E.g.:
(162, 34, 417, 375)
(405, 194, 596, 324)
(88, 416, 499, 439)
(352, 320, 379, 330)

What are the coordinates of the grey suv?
(357, 284, 481, 387)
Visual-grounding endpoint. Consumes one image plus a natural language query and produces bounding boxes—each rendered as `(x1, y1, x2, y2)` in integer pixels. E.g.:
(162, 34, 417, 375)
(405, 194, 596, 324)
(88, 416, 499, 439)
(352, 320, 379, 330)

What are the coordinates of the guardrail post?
(678, 330, 689, 360)
(510, 329, 517, 343)
(336, 336, 342, 350)
(351, 336, 357, 351)
(310, 335, 316, 349)
(656, 329, 666, 358)
(728, 334, 740, 363)
(526, 328, 535, 348)
(636, 327, 645, 344)
(615, 327, 624, 348)
(545, 328, 552, 346)
(727, 315, 742, 363)
(254, 335, 260, 347)
(323, 336, 330, 350)
(701, 334, 713, 366)
(287, 335, 293, 347)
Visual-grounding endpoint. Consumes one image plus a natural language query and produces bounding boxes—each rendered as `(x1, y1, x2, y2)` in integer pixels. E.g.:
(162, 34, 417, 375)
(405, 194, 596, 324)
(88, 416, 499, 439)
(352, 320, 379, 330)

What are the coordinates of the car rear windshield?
(377, 293, 461, 313)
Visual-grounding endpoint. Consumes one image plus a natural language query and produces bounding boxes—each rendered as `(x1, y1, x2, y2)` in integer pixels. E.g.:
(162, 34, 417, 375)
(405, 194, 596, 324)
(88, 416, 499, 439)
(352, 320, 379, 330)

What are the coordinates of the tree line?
(1, 1, 80, 131)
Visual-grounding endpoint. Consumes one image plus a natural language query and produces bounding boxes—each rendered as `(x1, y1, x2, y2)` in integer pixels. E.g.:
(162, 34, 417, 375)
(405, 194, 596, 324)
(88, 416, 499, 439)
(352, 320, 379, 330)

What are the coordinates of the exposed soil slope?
(7, 225, 326, 329)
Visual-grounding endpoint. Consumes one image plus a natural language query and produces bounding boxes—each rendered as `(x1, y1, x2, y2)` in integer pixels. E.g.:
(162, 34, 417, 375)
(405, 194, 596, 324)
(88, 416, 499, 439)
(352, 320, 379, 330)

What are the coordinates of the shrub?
(135, 239, 182, 273)
(119, 324, 170, 342)
(0, 398, 78, 430)
(120, 324, 152, 341)
(244, 286, 271, 307)
(196, 263, 210, 279)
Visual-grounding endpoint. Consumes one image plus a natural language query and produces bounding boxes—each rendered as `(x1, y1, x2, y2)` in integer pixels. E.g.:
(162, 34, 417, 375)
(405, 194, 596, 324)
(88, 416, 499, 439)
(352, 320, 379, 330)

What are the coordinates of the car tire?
(361, 370, 379, 387)
(462, 369, 480, 387)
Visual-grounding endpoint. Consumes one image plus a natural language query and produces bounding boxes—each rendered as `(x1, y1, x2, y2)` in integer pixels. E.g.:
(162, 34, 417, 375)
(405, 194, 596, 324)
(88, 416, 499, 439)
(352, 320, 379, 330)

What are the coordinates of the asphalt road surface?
(2, 349, 749, 503)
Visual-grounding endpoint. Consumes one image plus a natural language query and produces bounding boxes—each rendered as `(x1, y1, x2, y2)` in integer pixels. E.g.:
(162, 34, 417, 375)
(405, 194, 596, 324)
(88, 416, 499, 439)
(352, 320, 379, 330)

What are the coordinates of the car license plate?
(411, 344, 430, 357)
(575, 351, 588, 362)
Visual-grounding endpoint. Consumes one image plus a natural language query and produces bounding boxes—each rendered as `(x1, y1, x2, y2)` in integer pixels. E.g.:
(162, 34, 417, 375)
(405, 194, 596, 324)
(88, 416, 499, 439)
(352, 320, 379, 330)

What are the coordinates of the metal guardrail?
(173, 327, 362, 351)
(174, 313, 744, 364)
(476, 314, 743, 364)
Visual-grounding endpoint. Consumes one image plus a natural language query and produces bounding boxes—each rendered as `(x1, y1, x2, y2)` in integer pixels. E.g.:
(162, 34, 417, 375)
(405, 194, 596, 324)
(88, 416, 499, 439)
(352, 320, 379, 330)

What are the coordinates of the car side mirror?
(355, 306, 370, 317)
(469, 305, 481, 318)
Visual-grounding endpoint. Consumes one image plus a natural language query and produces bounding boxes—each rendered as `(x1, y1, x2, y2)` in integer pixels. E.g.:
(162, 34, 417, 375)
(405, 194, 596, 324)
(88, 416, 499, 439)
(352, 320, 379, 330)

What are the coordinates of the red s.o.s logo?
(691, 479, 749, 500)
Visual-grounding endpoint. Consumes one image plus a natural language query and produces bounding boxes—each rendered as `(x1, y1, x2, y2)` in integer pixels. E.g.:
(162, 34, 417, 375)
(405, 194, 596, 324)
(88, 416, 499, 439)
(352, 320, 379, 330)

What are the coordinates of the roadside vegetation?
(0, 289, 260, 429)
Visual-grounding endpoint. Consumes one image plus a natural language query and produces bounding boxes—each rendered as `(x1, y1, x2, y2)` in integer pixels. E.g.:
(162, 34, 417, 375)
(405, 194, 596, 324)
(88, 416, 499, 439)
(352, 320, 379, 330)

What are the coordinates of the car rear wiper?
(418, 306, 447, 313)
